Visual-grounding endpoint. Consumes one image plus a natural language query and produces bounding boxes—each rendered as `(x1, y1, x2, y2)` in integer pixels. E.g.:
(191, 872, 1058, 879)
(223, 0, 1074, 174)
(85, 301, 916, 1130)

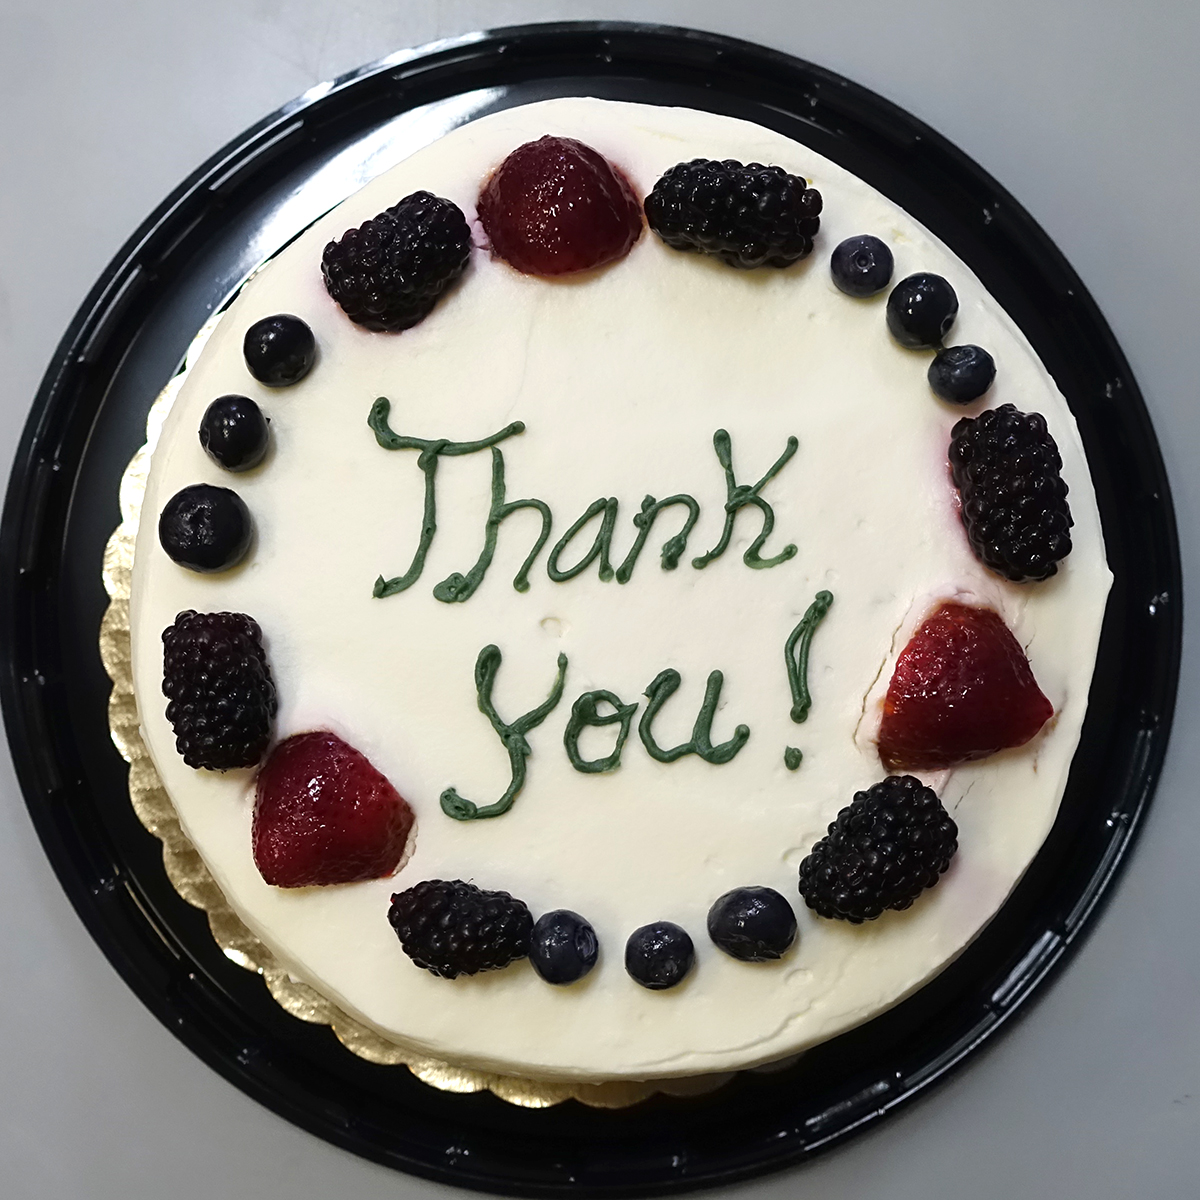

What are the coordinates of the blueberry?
(830, 234, 893, 297)
(159, 483, 252, 573)
(707, 887, 797, 961)
(928, 344, 996, 404)
(624, 921, 694, 990)
(243, 314, 316, 386)
(886, 273, 958, 349)
(529, 909, 598, 985)
(199, 395, 270, 471)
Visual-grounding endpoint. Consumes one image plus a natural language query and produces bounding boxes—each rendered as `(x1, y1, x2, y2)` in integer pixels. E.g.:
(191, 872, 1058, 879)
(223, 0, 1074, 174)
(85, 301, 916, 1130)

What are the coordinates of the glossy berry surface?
(798, 775, 958, 923)
(886, 273, 958, 348)
(242, 314, 316, 386)
(830, 234, 894, 297)
(624, 921, 695, 990)
(322, 191, 472, 331)
(253, 731, 414, 888)
(161, 610, 276, 770)
(477, 136, 642, 276)
(388, 880, 532, 979)
(950, 403, 1073, 581)
(158, 483, 252, 573)
(529, 909, 599, 985)
(199, 395, 269, 471)
(878, 603, 1054, 771)
(929, 344, 996, 403)
(645, 158, 822, 269)
(707, 887, 797, 961)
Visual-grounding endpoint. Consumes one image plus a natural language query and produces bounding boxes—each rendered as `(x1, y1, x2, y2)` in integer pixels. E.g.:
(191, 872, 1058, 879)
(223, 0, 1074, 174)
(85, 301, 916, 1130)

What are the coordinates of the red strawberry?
(877, 603, 1053, 771)
(477, 136, 643, 276)
(253, 731, 414, 888)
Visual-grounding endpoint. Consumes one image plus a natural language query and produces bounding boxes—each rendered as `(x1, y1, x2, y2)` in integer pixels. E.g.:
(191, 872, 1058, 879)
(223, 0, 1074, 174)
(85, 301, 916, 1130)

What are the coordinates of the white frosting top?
(130, 98, 1111, 1082)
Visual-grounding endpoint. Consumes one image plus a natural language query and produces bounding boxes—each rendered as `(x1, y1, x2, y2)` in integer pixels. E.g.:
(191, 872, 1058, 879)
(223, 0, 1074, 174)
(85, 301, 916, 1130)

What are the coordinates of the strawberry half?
(477, 136, 643, 276)
(253, 731, 414, 888)
(877, 603, 1053, 771)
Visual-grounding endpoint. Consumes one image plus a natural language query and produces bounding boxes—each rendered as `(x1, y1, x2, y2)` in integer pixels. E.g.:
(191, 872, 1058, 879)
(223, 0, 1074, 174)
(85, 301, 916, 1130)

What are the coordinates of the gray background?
(1, 1, 1197, 1196)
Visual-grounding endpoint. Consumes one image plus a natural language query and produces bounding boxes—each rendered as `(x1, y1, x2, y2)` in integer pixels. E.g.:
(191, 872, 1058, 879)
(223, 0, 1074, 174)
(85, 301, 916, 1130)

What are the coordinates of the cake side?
(128, 97, 1111, 1081)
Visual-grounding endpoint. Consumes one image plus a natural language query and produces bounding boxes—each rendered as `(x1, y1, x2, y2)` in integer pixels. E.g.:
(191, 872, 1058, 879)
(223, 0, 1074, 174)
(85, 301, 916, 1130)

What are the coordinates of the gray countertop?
(2, 2, 1198, 1196)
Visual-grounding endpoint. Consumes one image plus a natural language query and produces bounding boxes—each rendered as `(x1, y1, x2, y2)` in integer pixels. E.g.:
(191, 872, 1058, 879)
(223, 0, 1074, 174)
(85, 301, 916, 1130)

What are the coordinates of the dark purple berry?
(886, 273, 958, 348)
(830, 234, 893, 297)
(529, 909, 598, 985)
(388, 880, 532, 979)
(929, 344, 996, 403)
(161, 610, 276, 770)
(949, 403, 1073, 581)
(159, 483, 251, 573)
(707, 887, 797, 961)
(199, 395, 269, 471)
(798, 776, 958, 923)
(321, 191, 471, 332)
(625, 921, 694, 989)
(243, 314, 316, 386)
(645, 159, 822, 269)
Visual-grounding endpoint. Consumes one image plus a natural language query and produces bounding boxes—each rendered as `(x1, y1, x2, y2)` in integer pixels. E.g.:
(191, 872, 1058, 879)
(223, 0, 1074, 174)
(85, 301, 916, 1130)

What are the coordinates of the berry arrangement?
(152, 128, 1082, 1013)
(798, 776, 958, 923)
(322, 191, 472, 331)
(160, 312, 315, 576)
(645, 159, 822, 269)
(161, 610, 276, 770)
(385, 877, 801, 987)
(828, 235, 998, 409)
(824, 232, 1075, 587)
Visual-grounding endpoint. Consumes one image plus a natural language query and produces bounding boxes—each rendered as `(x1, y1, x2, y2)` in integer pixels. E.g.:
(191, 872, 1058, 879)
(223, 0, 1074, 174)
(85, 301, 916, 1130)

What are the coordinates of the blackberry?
(161, 610, 276, 770)
(321, 192, 471, 332)
(949, 404, 1073, 582)
(388, 880, 532, 979)
(798, 776, 957, 923)
(644, 159, 822, 269)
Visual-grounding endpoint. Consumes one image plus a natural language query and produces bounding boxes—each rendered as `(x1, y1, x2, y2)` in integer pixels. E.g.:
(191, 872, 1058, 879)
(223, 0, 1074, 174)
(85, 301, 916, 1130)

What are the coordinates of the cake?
(127, 97, 1111, 1083)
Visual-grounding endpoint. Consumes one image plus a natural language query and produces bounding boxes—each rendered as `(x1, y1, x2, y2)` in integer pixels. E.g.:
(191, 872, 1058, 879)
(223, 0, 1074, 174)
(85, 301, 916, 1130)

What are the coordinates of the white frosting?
(129, 99, 1112, 1081)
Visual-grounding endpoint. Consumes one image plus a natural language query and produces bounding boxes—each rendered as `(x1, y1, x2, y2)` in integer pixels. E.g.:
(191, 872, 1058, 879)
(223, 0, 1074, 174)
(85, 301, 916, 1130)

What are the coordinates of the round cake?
(128, 97, 1111, 1082)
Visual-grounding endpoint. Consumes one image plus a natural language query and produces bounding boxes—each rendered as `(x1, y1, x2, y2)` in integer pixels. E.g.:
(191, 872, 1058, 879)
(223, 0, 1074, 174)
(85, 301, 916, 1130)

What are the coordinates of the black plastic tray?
(0, 21, 1180, 1197)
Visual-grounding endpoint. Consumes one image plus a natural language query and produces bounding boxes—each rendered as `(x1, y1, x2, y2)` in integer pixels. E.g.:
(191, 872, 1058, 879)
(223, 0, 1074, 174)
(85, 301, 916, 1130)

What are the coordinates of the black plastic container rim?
(0, 21, 1182, 1197)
